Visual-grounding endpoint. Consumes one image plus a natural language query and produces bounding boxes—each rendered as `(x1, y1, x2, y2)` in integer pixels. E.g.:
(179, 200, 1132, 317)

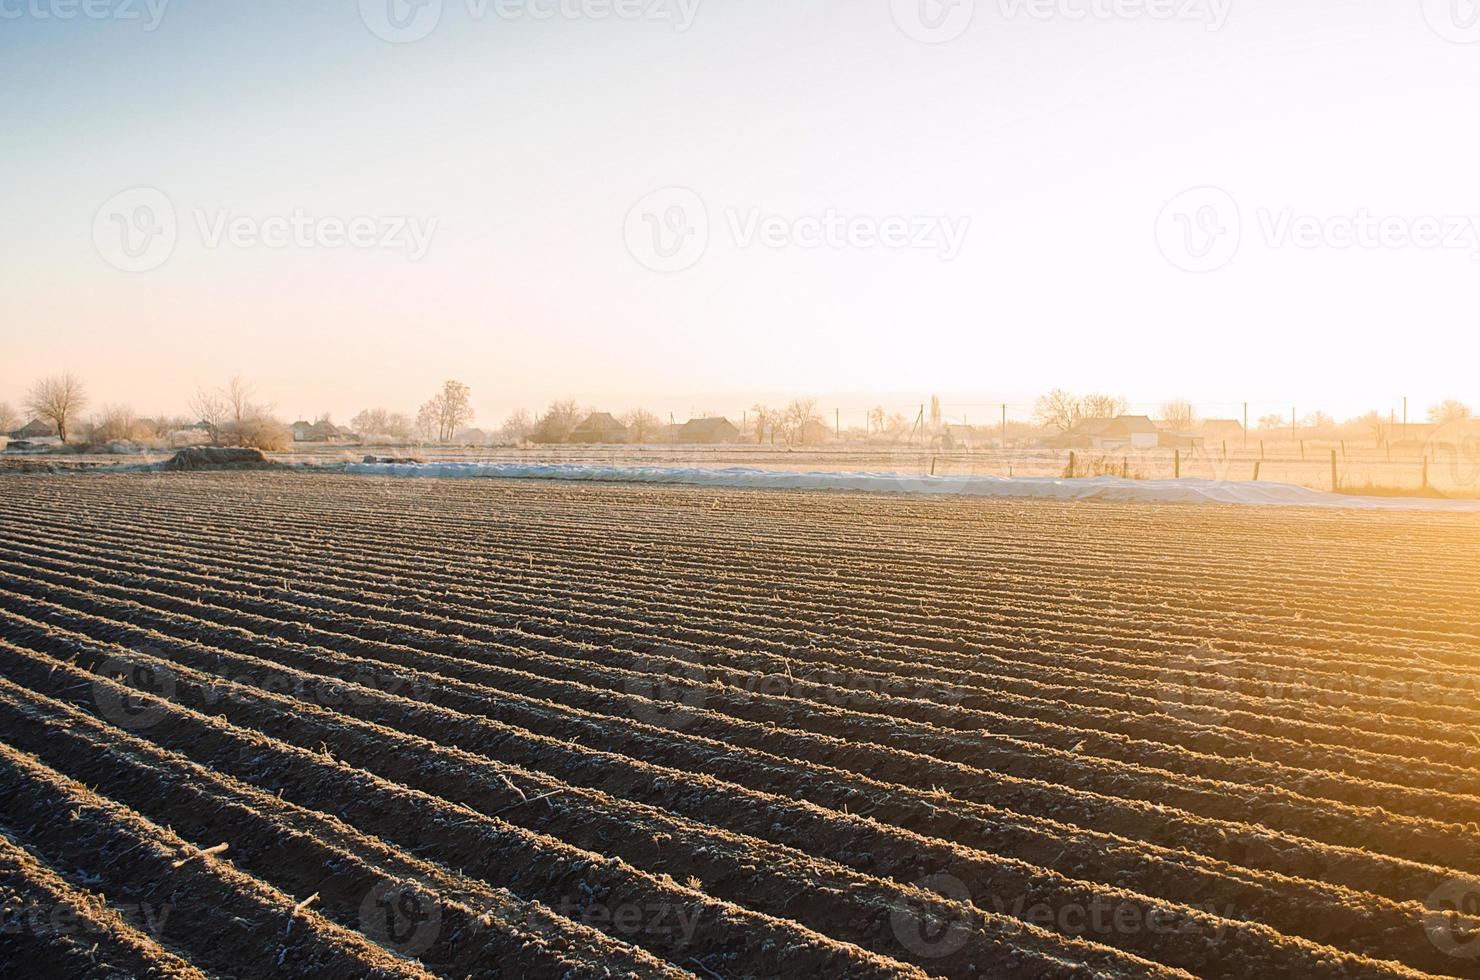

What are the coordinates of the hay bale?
(162, 447, 271, 472)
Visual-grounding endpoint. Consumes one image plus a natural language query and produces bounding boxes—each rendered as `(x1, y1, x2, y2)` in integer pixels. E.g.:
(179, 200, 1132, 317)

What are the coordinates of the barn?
(568, 412, 630, 444)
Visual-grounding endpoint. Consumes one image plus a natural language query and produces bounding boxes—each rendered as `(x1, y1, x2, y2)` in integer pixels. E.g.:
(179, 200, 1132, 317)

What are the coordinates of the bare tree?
(780, 398, 822, 446)
(1158, 400, 1197, 431)
(192, 376, 288, 449)
(351, 408, 388, 439)
(1429, 399, 1473, 425)
(351, 408, 415, 441)
(223, 376, 257, 435)
(1032, 389, 1080, 433)
(92, 404, 144, 443)
(25, 373, 87, 443)
(750, 404, 774, 444)
(620, 408, 661, 443)
(417, 380, 475, 443)
(867, 406, 885, 436)
(533, 399, 584, 444)
(1257, 413, 1286, 431)
(188, 386, 230, 446)
(1303, 410, 1336, 433)
(0, 402, 18, 435)
(1080, 393, 1128, 420)
(499, 409, 533, 444)
(1350, 410, 1388, 447)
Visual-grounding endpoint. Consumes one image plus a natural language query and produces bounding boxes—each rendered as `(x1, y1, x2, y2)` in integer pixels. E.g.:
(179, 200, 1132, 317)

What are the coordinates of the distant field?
(7, 438, 1477, 498)
(1, 471, 1479, 977)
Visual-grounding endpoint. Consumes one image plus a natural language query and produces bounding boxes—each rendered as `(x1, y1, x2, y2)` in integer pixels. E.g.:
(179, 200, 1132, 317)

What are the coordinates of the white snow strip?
(341, 462, 1480, 512)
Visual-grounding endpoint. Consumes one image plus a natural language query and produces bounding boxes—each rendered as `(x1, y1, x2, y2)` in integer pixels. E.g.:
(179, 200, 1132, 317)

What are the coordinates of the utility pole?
(835, 408, 840, 438)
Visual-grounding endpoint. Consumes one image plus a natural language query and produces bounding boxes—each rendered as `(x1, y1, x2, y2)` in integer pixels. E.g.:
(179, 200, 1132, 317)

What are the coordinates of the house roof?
(1071, 415, 1158, 437)
(12, 419, 56, 438)
(570, 412, 628, 439)
(674, 417, 739, 442)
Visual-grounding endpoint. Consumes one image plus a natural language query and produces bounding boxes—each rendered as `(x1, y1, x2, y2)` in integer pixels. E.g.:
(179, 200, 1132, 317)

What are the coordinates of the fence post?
(1253, 461, 1261, 481)
(1067, 451, 1076, 479)
(1259, 440, 1265, 460)
(1174, 449, 1181, 479)
(1122, 457, 1129, 479)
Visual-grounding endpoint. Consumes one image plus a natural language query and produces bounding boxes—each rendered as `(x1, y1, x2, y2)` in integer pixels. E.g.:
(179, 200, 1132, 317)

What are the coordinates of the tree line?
(3, 373, 1474, 450)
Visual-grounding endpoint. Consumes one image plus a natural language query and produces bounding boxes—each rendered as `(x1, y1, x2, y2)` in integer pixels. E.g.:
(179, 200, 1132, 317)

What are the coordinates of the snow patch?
(341, 462, 1480, 512)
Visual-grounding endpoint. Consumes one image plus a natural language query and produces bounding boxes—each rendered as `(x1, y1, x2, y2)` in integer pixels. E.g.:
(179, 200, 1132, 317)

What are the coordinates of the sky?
(1, 0, 1478, 429)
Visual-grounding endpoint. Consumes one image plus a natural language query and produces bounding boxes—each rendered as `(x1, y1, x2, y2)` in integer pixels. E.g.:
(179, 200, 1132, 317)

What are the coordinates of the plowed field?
(1, 471, 1477, 979)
